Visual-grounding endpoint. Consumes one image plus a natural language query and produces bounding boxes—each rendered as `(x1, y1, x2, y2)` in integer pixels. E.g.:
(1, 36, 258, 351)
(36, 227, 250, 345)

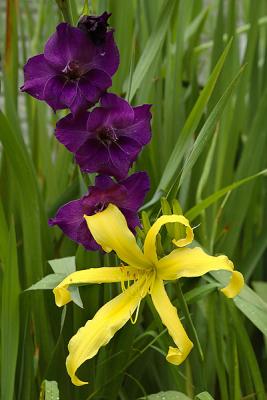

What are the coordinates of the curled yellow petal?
(220, 270, 244, 298)
(157, 247, 234, 280)
(66, 280, 146, 386)
(144, 215, 193, 265)
(53, 266, 137, 307)
(84, 204, 150, 269)
(150, 279, 193, 366)
(157, 247, 244, 298)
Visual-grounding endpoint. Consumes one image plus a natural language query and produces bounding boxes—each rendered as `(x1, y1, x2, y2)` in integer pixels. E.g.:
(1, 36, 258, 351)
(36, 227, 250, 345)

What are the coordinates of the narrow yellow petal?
(151, 279, 193, 365)
(157, 247, 244, 298)
(66, 280, 146, 386)
(84, 204, 150, 269)
(53, 266, 137, 307)
(144, 215, 193, 264)
(157, 247, 234, 280)
(220, 270, 244, 298)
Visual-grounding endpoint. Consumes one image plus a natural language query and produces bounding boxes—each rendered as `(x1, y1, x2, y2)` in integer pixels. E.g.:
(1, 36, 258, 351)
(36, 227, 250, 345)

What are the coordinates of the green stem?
(176, 281, 204, 362)
(55, 0, 73, 24)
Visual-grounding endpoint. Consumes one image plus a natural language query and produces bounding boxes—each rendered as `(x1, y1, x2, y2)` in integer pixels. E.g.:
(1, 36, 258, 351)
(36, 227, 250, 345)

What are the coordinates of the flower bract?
(53, 204, 244, 386)
(78, 11, 112, 45)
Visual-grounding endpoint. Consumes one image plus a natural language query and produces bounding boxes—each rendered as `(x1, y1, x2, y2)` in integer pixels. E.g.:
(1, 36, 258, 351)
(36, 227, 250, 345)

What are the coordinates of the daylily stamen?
(53, 204, 244, 386)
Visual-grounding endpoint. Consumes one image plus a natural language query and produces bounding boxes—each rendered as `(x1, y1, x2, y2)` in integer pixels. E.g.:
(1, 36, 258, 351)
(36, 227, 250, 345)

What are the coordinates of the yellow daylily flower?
(53, 204, 244, 386)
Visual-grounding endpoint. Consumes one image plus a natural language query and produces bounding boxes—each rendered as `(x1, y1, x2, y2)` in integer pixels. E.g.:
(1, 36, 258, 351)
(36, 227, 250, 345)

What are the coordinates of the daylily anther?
(53, 204, 244, 386)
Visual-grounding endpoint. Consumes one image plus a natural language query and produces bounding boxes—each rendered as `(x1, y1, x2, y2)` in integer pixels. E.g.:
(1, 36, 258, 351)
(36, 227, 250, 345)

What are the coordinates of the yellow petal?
(66, 279, 146, 386)
(220, 270, 244, 298)
(157, 247, 244, 297)
(84, 204, 150, 269)
(53, 266, 138, 307)
(151, 279, 193, 365)
(144, 215, 193, 264)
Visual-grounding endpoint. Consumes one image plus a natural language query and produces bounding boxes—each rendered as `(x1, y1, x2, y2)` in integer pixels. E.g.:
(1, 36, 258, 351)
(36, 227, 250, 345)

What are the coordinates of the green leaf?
(26, 274, 66, 290)
(140, 391, 191, 400)
(48, 257, 84, 308)
(143, 39, 233, 208)
(1, 222, 20, 400)
(126, 0, 176, 101)
(178, 65, 245, 188)
(48, 256, 76, 274)
(211, 271, 267, 337)
(185, 169, 267, 221)
(195, 392, 215, 400)
(39, 380, 60, 400)
(252, 281, 267, 303)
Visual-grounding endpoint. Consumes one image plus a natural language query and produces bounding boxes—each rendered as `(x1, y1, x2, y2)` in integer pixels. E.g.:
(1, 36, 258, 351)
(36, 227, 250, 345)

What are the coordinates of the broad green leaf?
(211, 271, 267, 337)
(26, 274, 66, 290)
(39, 380, 60, 400)
(252, 281, 267, 303)
(48, 256, 76, 274)
(49, 257, 83, 308)
(195, 393, 215, 400)
(140, 391, 191, 400)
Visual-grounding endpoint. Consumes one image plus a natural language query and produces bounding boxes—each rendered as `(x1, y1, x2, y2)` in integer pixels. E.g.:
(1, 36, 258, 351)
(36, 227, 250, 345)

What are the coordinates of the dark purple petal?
(118, 104, 152, 145)
(48, 199, 84, 242)
(94, 175, 114, 190)
(115, 136, 143, 163)
(55, 112, 89, 152)
(80, 69, 112, 103)
(120, 171, 150, 211)
(42, 75, 67, 111)
(44, 23, 95, 69)
(75, 139, 110, 173)
(90, 31, 119, 76)
(107, 145, 132, 179)
(100, 93, 134, 127)
(120, 209, 141, 232)
(86, 108, 109, 131)
(49, 172, 150, 251)
(76, 220, 100, 251)
(21, 54, 56, 101)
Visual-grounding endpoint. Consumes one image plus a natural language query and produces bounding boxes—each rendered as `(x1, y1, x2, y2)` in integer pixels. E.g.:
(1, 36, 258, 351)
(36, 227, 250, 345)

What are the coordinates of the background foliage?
(0, 0, 267, 399)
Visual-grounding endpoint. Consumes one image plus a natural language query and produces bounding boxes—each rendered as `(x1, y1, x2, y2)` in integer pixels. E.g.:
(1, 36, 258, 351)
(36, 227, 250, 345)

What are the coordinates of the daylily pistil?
(53, 204, 244, 386)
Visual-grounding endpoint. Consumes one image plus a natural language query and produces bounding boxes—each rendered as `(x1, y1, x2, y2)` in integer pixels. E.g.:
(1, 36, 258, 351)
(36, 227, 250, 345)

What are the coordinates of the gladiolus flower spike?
(21, 22, 119, 115)
(53, 204, 244, 386)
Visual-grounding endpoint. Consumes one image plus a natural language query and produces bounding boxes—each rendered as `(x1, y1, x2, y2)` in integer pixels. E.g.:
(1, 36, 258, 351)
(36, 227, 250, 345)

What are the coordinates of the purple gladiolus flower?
(48, 172, 150, 251)
(78, 12, 112, 45)
(21, 22, 119, 115)
(55, 93, 152, 179)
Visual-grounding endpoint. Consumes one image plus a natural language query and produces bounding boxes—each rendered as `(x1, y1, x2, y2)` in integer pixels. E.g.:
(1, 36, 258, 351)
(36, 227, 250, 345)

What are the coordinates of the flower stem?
(55, 0, 73, 25)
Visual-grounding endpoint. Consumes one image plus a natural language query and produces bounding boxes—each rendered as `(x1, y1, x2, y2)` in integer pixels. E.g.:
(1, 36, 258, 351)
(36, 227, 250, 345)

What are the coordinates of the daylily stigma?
(53, 204, 244, 386)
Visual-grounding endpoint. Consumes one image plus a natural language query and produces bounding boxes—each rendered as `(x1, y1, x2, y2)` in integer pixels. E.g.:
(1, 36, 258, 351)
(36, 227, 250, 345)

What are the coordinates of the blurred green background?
(0, 0, 267, 399)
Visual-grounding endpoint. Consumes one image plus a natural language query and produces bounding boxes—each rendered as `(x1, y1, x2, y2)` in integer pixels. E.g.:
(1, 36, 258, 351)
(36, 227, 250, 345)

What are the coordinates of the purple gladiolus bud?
(48, 172, 150, 251)
(55, 93, 152, 179)
(21, 22, 119, 115)
(78, 12, 112, 45)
